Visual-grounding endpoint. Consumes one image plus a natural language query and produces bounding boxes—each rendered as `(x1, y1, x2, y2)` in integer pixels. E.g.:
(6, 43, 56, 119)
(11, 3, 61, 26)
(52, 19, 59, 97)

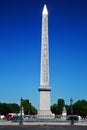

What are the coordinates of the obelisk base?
(38, 87, 54, 118)
(38, 110, 53, 118)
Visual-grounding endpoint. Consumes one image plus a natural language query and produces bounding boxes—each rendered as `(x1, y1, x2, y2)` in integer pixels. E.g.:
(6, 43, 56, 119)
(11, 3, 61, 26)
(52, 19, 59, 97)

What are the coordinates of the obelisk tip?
(42, 4, 48, 15)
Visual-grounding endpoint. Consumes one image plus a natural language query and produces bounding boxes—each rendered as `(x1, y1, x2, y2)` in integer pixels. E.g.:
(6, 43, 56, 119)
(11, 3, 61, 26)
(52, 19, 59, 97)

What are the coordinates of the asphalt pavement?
(0, 120, 87, 130)
(0, 125, 87, 130)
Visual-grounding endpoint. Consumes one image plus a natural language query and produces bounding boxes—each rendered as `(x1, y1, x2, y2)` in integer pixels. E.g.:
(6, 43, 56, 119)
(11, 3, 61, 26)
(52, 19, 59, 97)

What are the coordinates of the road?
(0, 125, 87, 130)
(0, 120, 87, 130)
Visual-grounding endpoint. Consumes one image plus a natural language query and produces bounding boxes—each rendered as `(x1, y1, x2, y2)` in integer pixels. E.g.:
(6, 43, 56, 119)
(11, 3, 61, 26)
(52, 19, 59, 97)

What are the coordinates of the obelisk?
(38, 5, 52, 117)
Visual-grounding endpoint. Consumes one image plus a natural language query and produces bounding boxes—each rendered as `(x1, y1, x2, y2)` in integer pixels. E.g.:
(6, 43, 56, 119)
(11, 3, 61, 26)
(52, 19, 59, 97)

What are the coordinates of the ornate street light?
(70, 98, 74, 125)
(19, 98, 23, 125)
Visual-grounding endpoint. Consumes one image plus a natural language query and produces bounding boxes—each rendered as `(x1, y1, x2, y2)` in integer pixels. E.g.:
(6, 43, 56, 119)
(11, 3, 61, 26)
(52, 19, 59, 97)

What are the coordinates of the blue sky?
(0, 0, 87, 108)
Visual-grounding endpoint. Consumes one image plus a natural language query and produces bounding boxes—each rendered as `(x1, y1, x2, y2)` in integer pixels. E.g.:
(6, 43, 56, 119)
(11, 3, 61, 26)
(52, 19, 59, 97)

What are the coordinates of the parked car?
(6, 114, 13, 120)
(0, 115, 6, 120)
(67, 116, 78, 122)
(12, 116, 23, 122)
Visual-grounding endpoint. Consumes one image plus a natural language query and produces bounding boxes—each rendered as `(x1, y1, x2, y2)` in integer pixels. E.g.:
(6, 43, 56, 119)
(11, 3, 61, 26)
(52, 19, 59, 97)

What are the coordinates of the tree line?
(0, 99, 37, 116)
(51, 99, 87, 117)
(0, 98, 87, 117)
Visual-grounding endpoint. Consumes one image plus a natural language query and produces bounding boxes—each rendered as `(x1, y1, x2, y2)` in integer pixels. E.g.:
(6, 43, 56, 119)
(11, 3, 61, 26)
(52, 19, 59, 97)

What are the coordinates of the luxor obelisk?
(38, 5, 52, 116)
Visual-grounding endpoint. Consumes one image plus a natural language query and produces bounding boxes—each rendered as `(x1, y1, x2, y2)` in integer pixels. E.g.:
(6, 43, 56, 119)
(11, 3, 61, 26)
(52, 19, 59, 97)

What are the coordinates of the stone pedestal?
(38, 88, 52, 117)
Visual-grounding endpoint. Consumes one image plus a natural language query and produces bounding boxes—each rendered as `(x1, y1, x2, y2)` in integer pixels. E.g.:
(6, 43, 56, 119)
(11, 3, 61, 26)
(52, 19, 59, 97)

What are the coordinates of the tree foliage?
(0, 102, 19, 115)
(57, 99, 65, 115)
(51, 99, 65, 115)
(51, 99, 87, 117)
(30, 104, 37, 115)
(51, 103, 58, 115)
(0, 99, 37, 116)
(22, 99, 37, 115)
(73, 100, 87, 117)
(22, 99, 30, 115)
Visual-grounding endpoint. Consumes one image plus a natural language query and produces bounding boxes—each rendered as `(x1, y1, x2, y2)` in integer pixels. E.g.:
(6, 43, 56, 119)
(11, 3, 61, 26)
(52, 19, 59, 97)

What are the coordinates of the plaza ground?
(0, 120, 87, 126)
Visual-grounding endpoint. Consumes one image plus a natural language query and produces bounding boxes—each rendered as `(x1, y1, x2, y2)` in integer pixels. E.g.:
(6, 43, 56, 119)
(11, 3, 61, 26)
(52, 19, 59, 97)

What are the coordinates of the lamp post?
(19, 98, 23, 125)
(70, 98, 74, 125)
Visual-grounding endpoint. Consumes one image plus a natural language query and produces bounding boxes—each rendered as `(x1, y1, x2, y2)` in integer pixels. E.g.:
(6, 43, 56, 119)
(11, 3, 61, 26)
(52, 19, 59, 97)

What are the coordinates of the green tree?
(22, 99, 37, 115)
(57, 99, 65, 115)
(0, 103, 19, 115)
(0, 100, 37, 116)
(65, 105, 70, 115)
(73, 100, 87, 117)
(8, 103, 19, 113)
(51, 104, 58, 115)
(0, 103, 10, 115)
(22, 99, 30, 115)
(30, 104, 37, 115)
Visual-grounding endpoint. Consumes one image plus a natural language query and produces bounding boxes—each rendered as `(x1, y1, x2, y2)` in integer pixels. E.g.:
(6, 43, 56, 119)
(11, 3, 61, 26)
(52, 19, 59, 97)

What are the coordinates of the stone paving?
(0, 120, 87, 126)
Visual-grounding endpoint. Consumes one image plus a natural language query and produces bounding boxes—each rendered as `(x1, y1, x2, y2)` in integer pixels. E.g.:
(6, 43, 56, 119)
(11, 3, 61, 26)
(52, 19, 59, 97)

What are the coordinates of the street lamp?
(19, 98, 23, 125)
(70, 98, 74, 125)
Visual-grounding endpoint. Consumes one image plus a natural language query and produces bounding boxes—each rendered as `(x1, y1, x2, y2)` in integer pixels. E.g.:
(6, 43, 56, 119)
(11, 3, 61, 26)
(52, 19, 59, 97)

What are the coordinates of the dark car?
(67, 116, 78, 122)
(12, 116, 23, 122)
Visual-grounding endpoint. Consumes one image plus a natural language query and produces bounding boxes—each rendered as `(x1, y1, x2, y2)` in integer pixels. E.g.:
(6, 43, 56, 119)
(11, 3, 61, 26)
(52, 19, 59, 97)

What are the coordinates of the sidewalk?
(0, 120, 87, 126)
